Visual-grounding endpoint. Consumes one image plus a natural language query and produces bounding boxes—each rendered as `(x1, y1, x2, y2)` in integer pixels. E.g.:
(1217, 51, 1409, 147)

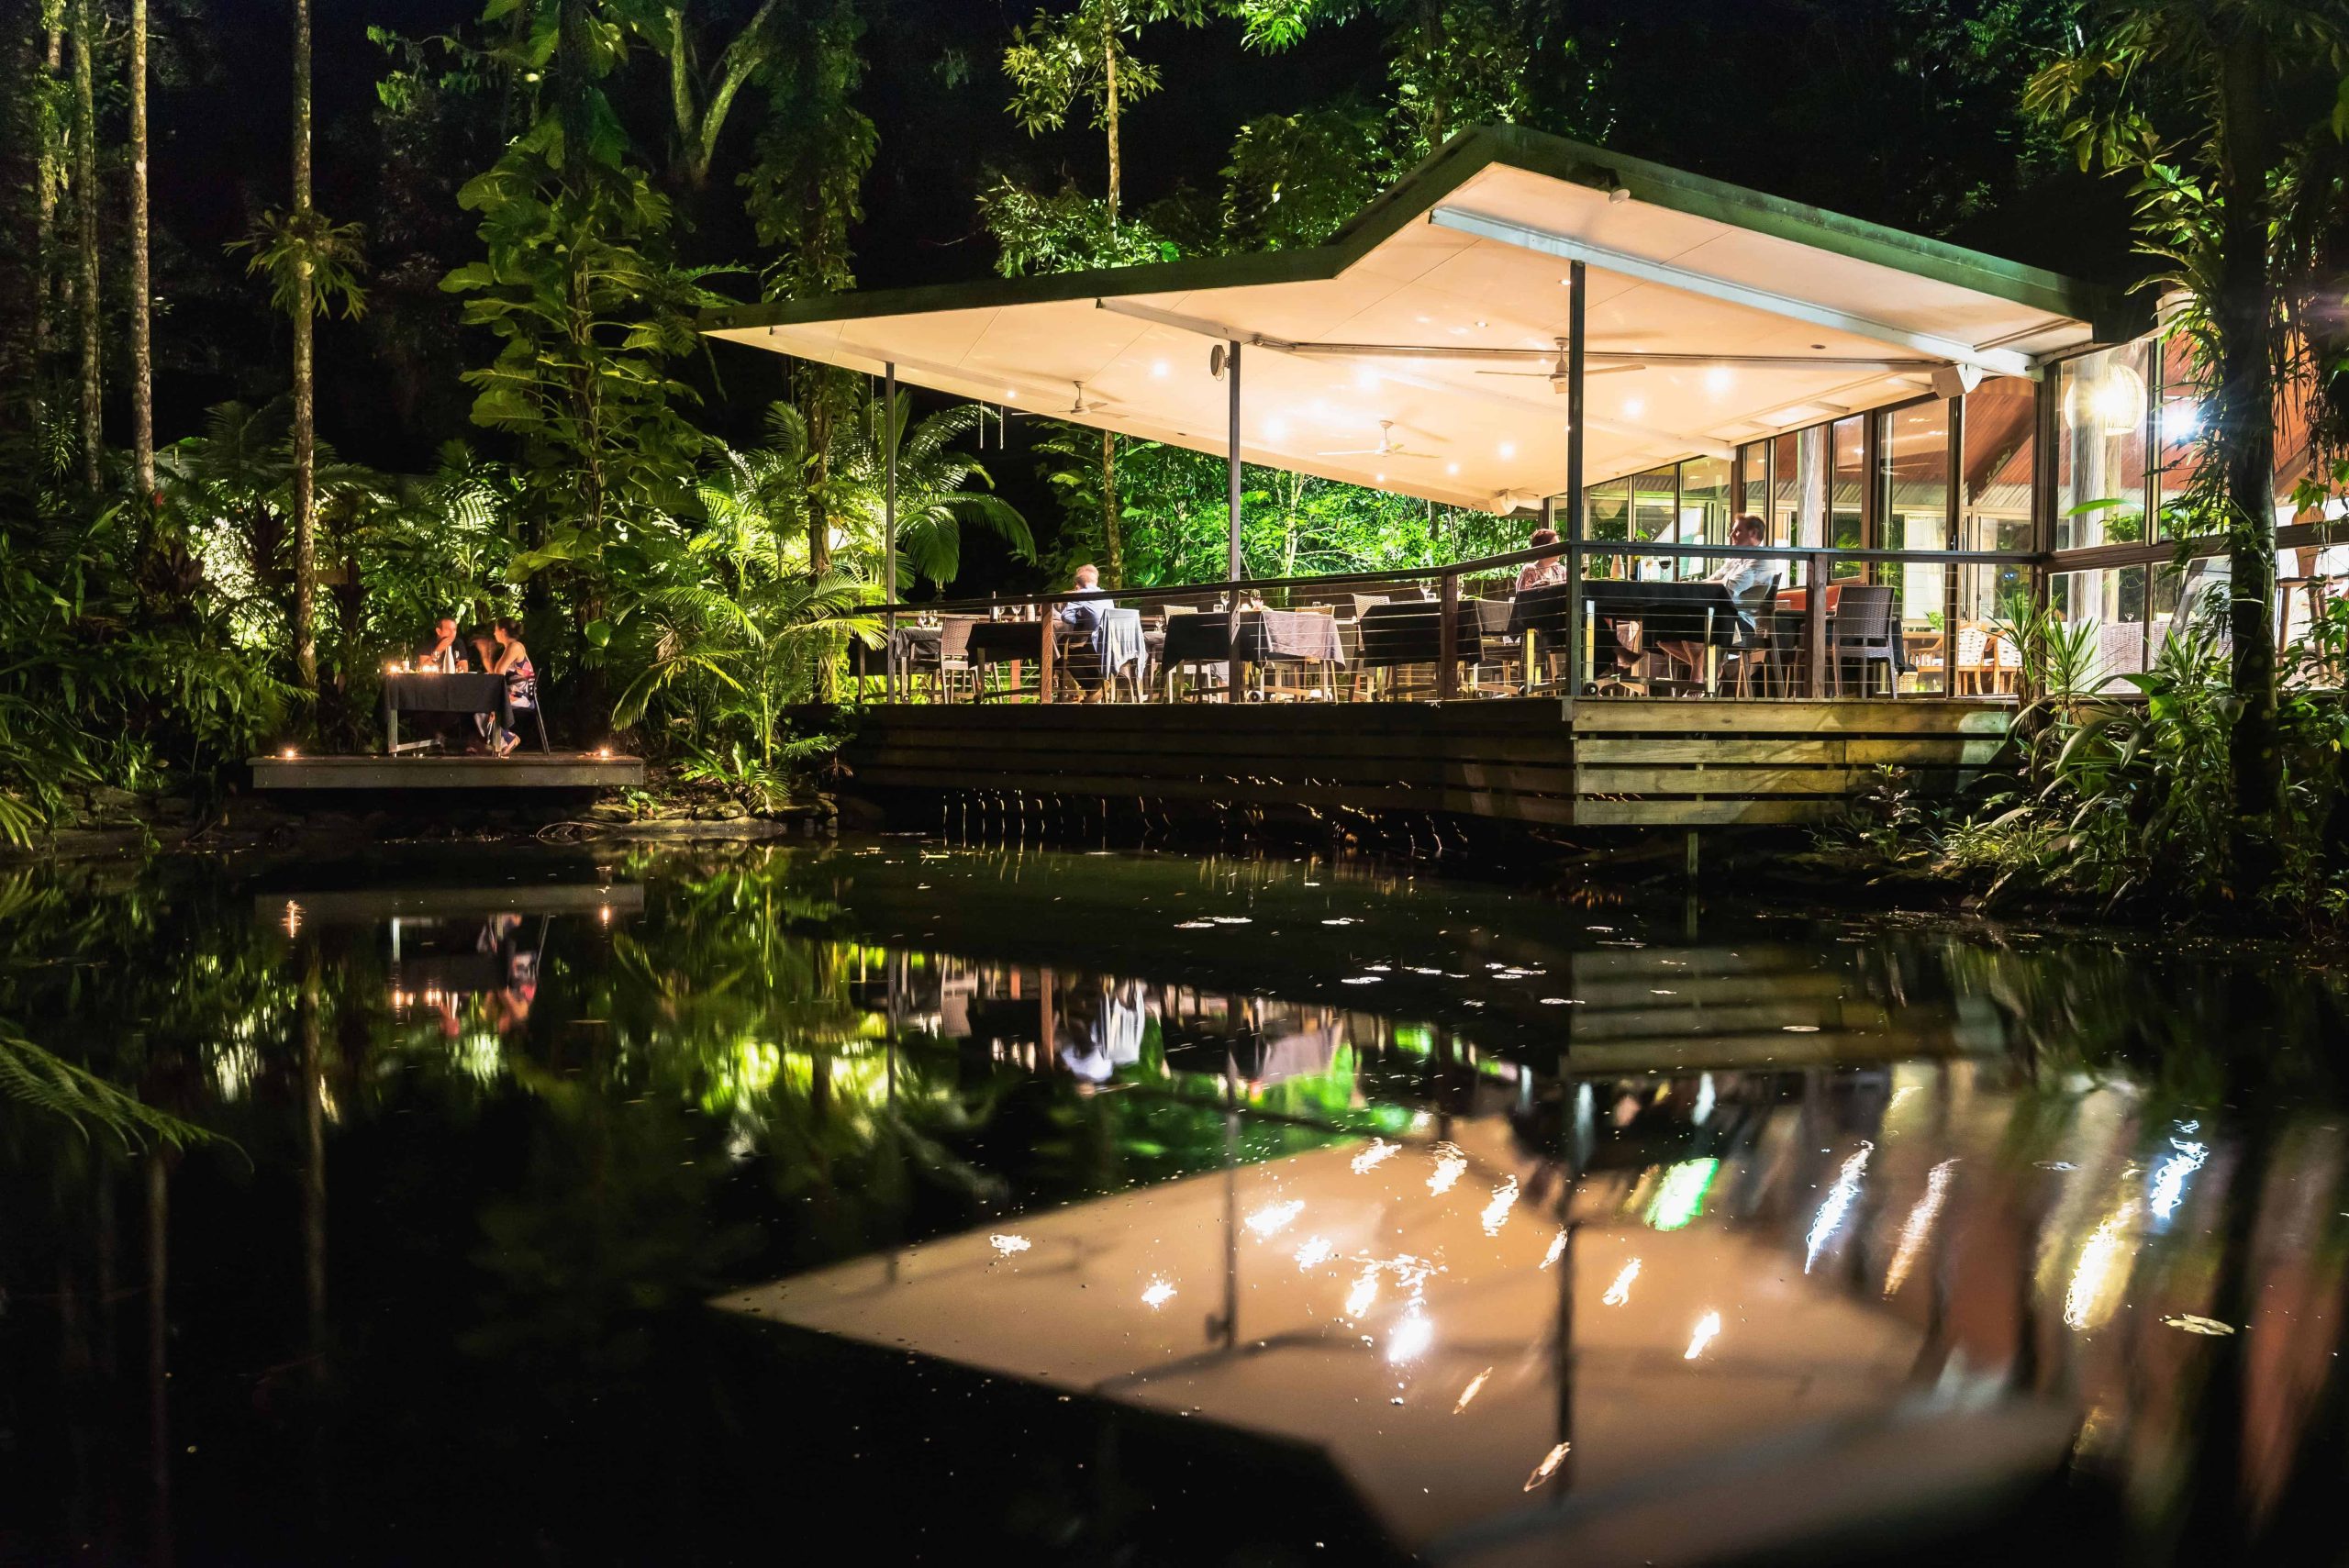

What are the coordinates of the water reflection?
(2, 844, 2346, 1563)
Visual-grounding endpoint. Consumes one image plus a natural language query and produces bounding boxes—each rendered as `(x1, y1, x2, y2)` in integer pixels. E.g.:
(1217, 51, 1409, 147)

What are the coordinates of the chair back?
(1954, 624, 1987, 667)
(1348, 594, 1389, 622)
(1830, 584, 1896, 647)
(939, 615, 980, 659)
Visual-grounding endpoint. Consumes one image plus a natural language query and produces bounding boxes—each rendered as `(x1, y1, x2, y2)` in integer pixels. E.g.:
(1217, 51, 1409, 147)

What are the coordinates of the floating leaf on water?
(1453, 1367, 1493, 1413)
(1523, 1442, 1572, 1490)
(1540, 997, 1583, 1006)
(1173, 919, 1216, 929)
(1321, 917, 1358, 926)
(1342, 976, 1382, 985)
(989, 1234, 1031, 1256)
(2163, 1314, 2235, 1337)
(1539, 1229, 1567, 1270)
(1783, 1024, 1820, 1033)
(1601, 1258, 1641, 1305)
(1208, 916, 1252, 925)
(1685, 1310, 1723, 1360)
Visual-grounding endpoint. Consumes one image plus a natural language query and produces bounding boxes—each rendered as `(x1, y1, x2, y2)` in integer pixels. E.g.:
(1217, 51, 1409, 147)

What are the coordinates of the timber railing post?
(1437, 569, 1461, 701)
(1805, 551, 1831, 697)
(1038, 607, 1055, 704)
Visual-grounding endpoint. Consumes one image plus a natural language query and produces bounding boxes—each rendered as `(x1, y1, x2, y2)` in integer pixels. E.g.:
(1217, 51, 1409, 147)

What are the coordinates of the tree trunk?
(1100, 429, 1122, 587)
(72, 0, 99, 491)
(291, 0, 318, 698)
(128, 0, 152, 498)
(30, 8, 62, 445)
(2216, 32, 2280, 885)
(1102, 10, 1119, 224)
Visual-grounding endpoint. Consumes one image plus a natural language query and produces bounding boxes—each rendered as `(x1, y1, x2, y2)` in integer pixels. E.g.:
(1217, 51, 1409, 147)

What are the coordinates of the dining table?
(383, 669, 510, 754)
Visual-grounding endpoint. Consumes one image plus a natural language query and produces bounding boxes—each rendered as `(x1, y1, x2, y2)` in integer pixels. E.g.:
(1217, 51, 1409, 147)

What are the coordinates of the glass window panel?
(1738, 441, 1769, 522)
(1960, 375, 2036, 555)
(1680, 456, 1731, 583)
(1877, 400, 1950, 553)
(1586, 478, 1630, 543)
(1830, 416, 1865, 577)
(2154, 332, 2215, 539)
(1631, 467, 1677, 579)
(2055, 343, 2150, 550)
(2051, 566, 2150, 683)
(1770, 432, 1803, 546)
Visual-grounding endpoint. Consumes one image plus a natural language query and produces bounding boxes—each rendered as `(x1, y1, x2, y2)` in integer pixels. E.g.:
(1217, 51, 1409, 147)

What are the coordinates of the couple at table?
(1520, 516, 1778, 684)
(416, 614, 539, 755)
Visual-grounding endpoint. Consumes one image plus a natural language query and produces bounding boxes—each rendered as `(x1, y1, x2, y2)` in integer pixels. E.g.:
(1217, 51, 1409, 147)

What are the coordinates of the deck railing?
(852, 537, 2041, 706)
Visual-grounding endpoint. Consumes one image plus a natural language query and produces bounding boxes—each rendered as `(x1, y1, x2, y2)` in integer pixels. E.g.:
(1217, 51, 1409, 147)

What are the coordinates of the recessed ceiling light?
(1704, 366, 1734, 396)
(1445, 462, 1461, 476)
(1004, 387, 1018, 399)
(1151, 360, 1170, 378)
(1264, 417, 1289, 441)
(1498, 441, 1517, 459)
(1354, 366, 1380, 393)
(1374, 471, 1386, 484)
(1622, 397, 1645, 418)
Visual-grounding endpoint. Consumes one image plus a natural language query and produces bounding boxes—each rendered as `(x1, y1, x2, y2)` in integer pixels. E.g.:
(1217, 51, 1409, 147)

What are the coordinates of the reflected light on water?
(1804, 1141, 1874, 1273)
(1602, 1259, 1641, 1306)
(1294, 1236, 1334, 1271)
(1245, 1199, 1305, 1240)
(1883, 1159, 1958, 1298)
(989, 1234, 1031, 1256)
(1429, 1143, 1468, 1195)
(1453, 1367, 1492, 1413)
(1540, 1229, 1567, 1270)
(1480, 1175, 1520, 1236)
(1350, 1140, 1398, 1174)
(2148, 1135, 2209, 1227)
(1141, 1280, 1176, 1309)
(1344, 1265, 1381, 1318)
(2064, 1205, 2137, 1330)
(1386, 1307, 1434, 1363)
(1645, 1158, 1718, 1231)
(1685, 1310, 1722, 1360)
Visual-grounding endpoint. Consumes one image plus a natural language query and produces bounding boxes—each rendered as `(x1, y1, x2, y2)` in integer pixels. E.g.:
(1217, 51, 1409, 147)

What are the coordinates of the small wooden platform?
(250, 753, 645, 792)
(838, 698, 2010, 828)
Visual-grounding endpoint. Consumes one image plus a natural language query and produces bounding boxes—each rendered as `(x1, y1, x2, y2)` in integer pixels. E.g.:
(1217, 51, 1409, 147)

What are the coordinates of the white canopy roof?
(704, 126, 2128, 515)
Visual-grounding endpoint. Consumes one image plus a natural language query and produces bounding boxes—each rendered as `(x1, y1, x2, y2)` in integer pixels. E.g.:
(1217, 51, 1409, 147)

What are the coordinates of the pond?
(4, 840, 2346, 1566)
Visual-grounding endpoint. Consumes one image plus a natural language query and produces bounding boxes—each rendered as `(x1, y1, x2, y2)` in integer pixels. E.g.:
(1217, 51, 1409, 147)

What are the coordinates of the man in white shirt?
(1653, 515, 1778, 684)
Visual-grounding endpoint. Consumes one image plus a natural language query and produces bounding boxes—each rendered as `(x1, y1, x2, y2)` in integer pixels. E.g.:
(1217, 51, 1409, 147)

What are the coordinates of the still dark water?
(5, 839, 2348, 1567)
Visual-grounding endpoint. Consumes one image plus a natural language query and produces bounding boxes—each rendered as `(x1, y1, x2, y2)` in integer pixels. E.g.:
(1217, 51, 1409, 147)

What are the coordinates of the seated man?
(415, 615, 468, 672)
(1653, 514, 1779, 685)
(1055, 563, 1111, 697)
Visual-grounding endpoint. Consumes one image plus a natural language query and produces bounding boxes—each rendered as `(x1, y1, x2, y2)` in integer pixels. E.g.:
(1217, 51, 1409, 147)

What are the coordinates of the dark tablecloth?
(1160, 609, 1346, 668)
(1507, 579, 1738, 644)
(966, 620, 1044, 667)
(384, 672, 512, 726)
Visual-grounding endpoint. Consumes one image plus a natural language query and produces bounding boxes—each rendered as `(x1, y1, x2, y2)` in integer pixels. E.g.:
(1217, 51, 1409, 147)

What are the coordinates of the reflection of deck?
(251, 884, 645, 921)
(841, 698, 2009, 828)
(250, 752, 645, 792)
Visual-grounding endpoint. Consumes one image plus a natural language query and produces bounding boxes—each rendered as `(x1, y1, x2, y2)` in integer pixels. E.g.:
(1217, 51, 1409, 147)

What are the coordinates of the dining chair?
(1827, 584, 1899, 695)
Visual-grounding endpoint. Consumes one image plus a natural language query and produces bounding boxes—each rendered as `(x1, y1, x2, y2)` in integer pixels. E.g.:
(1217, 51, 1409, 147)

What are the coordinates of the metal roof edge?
(701, 124, 2125, 344)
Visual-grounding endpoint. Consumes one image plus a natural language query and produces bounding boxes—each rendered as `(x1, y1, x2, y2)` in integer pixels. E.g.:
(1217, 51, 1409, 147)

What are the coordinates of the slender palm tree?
(128, 0, 152, 501)
(71, 0, 98, 491)
(290, 0, 318, 701)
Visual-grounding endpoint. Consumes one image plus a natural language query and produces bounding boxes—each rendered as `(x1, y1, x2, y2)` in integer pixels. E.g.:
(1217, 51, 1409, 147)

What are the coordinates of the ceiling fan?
(1475, 338, 1642, 395)
(1315, 419, 1431, 460)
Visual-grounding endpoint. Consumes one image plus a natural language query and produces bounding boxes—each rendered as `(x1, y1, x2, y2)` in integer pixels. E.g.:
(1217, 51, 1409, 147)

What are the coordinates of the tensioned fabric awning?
(702, 125, 2134, 516)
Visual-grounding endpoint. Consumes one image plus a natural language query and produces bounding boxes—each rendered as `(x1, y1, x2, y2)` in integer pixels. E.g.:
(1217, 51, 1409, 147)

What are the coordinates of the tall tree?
(128, 0, 151, 500)
(291, 0, 317, 696)
(2028, 0, 2349, 886)
(607, 0, 785, 190)
(71, 0, 98, 491)
(31, 4, 64, 450)
(1003, 0, 1205, 227)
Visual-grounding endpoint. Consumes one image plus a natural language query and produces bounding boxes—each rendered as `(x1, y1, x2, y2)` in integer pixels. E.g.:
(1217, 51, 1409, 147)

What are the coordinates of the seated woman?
(477, 617, 538, 756)
(1516, 527, 1570, 593)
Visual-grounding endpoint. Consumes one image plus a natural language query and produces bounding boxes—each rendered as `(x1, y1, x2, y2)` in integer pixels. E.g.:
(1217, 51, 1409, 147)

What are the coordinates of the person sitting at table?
(1650, 514, 1780, 684)
(1516, 527, 1570, 593)
(415, 615, 468, 672)
(476, 617, 538, 756)
(1055, 563, 1111, 698)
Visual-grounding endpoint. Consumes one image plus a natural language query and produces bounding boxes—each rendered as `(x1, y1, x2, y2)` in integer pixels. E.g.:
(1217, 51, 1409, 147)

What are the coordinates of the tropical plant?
(2025, 0, 2349, 884)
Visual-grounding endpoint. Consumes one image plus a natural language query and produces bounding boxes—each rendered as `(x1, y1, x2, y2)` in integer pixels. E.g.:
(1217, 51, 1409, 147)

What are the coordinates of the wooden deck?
(839, 698, 2010, 828)
(250, 752, 646, 792)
